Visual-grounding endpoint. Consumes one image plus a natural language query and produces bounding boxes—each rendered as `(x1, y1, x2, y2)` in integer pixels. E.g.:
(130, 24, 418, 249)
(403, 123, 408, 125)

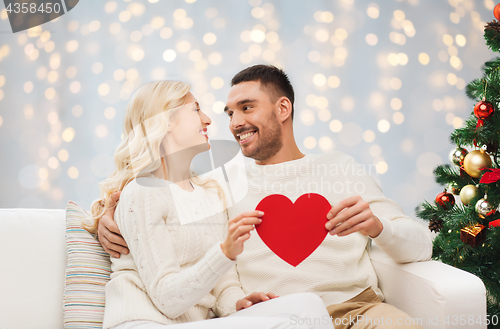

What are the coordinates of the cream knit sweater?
(227, 151, 433, 308)
(102, 174, 246, 329)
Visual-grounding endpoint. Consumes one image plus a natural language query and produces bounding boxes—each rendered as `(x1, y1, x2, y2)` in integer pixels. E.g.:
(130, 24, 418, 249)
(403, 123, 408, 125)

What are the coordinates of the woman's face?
(167, 92, 212, 152)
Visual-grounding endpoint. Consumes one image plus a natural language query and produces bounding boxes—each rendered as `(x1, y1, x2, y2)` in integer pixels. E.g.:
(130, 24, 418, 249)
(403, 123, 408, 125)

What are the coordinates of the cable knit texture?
(227, 151, 433, 309)
(102, 174, 246, 329)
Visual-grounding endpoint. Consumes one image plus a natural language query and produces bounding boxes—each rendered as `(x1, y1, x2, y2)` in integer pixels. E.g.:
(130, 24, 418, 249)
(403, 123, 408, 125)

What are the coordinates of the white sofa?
(0, 208, 487, 329)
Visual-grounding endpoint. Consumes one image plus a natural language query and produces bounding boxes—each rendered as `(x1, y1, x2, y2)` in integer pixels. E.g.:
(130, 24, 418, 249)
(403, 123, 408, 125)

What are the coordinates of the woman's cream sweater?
(102, 174, 246, 329)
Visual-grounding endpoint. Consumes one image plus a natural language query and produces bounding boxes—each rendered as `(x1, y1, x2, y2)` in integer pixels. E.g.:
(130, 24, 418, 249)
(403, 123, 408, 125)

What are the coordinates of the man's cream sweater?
(102, 174, 246, 329)
(227, 151, 433, 308)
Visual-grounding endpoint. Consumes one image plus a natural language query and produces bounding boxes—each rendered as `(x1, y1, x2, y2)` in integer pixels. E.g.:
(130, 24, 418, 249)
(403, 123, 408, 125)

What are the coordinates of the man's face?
(225, 81, 283, 161)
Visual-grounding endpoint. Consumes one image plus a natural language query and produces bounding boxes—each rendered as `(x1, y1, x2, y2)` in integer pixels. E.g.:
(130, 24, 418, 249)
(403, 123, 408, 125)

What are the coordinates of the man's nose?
(230, 111, 245, 130)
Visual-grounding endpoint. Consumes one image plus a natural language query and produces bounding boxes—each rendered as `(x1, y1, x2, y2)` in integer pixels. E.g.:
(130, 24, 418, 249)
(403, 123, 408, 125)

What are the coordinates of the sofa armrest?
(369, 244, 487, 329)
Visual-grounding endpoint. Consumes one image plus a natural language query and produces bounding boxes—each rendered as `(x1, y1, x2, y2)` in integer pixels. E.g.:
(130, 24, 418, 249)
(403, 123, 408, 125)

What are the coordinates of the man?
(99, 65, 431, 328)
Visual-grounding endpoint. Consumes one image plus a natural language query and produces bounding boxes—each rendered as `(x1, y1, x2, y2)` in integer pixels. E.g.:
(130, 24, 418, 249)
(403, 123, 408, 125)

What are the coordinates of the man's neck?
(254, 145, 305, 165)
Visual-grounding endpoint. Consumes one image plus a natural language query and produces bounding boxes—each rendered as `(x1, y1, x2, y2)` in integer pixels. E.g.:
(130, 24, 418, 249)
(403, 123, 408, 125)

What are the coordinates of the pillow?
(64, 200, 112, 328)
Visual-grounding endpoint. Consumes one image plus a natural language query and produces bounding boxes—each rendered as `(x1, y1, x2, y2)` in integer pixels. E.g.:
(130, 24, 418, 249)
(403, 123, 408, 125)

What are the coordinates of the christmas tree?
(416, 6, 500, 328)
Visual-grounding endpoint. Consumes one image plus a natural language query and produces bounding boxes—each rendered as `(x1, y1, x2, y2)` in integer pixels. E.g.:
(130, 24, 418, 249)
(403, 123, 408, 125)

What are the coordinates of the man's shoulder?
(308, 151, 356, 164)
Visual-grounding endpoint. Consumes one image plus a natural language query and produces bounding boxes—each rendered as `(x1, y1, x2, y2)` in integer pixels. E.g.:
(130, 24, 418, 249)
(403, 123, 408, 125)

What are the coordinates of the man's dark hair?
(231, 65, 295, 120)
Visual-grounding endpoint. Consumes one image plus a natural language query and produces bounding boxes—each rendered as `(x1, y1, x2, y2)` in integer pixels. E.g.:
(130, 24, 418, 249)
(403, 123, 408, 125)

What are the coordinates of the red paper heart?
(255, 193, 331, 267)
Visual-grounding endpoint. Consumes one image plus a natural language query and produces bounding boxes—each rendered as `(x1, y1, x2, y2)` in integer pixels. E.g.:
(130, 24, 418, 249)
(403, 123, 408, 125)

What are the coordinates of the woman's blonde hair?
(84, 81, 227, 235)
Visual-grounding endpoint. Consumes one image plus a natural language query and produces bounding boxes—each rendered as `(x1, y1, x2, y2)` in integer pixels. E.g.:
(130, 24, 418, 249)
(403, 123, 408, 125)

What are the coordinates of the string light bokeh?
(0, 0, 495, 223)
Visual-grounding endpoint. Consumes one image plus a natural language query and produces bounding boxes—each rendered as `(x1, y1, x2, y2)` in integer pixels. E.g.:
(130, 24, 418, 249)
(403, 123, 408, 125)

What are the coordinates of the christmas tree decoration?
(449, 147, 468, 166)
(474, 100, 495, 126)
(495, 3, 500, 20)
(489, 218, 500, 228)
(447, 182, 460, 195)
(485, 20, 500, 52)
(460, 223, 486, 247)
(479, 168, 500, 184)
(459, 166, 470, 179)
(428, 219, 443, 233)
(463, 149, 492, 178)
(417, 10, 500, 324)
(475, 197, 496, 219)
(459, 184, 479, 205)
(435, 190, 455, 210)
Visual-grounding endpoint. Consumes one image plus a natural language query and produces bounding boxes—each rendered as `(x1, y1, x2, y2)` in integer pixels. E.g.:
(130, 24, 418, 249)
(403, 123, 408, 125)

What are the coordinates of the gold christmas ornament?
(459, 184, 479, 205)
(463, 149, 492, 178)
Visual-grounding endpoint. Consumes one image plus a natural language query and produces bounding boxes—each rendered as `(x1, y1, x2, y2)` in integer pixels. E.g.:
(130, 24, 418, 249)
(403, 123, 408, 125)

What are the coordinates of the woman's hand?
(236, 292, 279, 311)
(220, 210, 264, 260)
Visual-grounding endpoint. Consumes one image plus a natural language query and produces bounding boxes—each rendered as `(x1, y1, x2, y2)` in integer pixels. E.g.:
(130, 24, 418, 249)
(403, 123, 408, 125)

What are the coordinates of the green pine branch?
(433, 164, 475, 186)
(465, 78, 486, 101)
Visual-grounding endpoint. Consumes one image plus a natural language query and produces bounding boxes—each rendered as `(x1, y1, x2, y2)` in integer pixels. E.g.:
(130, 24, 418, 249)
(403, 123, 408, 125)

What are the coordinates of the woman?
(86, 81, 333, 329)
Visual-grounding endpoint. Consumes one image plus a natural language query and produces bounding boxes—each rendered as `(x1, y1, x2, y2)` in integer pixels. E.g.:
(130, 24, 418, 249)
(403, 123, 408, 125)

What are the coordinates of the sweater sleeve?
(211, 264, 247, 317)
(333, 153, 433, 263)
(115, 183, 236, 319)
(210, 208, 246, 317)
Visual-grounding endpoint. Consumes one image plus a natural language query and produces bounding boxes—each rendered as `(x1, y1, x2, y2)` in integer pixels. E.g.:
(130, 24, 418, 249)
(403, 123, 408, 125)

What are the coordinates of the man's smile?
(237, 130, 257, 144)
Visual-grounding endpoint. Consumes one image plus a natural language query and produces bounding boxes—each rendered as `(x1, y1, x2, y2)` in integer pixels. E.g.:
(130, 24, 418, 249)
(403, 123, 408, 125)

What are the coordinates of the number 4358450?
(444, 315, 499, 326)
(5, 2, 62, 14)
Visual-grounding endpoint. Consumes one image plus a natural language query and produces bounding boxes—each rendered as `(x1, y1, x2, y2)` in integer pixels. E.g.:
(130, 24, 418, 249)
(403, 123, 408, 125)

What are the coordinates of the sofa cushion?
(0, 208, 66, 329)
(64, 200, 111, 328)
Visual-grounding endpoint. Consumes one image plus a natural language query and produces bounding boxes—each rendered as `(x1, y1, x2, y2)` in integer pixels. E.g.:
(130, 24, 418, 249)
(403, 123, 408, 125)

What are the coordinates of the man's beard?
(241, 111, 283, 161)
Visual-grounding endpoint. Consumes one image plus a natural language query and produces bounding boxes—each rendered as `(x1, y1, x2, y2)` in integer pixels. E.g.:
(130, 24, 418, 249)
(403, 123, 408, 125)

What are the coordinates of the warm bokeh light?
(329, 120, 343, 133)
(0, 0, 493, 218)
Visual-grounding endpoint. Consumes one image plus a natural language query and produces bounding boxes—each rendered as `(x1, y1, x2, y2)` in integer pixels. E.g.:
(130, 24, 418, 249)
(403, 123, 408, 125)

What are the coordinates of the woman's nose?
(201, 111, 211, 126)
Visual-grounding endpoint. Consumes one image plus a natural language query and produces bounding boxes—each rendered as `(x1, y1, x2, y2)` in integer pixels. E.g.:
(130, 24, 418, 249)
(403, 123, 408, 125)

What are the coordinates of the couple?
(88, 65, 432, 329)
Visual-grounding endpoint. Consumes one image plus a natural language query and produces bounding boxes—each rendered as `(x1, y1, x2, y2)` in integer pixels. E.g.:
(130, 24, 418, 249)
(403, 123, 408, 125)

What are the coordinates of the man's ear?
(276, 96, 292, 123)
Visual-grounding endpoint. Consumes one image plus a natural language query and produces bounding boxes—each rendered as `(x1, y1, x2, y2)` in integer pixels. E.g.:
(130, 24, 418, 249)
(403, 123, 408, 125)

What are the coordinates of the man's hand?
(236, 292, 279, 311)
(98, 191, 130, 258)
(325, 195, 383, 238)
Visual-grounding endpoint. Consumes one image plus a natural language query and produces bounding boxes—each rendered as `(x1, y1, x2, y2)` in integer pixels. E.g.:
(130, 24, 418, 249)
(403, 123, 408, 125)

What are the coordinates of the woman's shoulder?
(118, 177, 148, 200)
(116, 177, 171, 223)
(118, 175, 172, 207)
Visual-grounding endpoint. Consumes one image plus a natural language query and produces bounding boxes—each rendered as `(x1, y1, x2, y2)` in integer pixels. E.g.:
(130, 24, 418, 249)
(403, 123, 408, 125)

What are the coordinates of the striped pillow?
(64, 200, 111, 328)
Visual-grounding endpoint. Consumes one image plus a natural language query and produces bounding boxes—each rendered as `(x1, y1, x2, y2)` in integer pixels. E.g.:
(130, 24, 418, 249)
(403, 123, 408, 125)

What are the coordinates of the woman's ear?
(166, 116, 177, 132)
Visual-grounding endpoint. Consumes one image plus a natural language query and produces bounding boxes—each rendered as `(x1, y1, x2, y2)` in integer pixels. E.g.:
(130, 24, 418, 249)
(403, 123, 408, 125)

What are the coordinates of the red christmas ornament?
(474, 100, 494, 127)
(435, 190, 455, 210)
(495, 3, 500, 20)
